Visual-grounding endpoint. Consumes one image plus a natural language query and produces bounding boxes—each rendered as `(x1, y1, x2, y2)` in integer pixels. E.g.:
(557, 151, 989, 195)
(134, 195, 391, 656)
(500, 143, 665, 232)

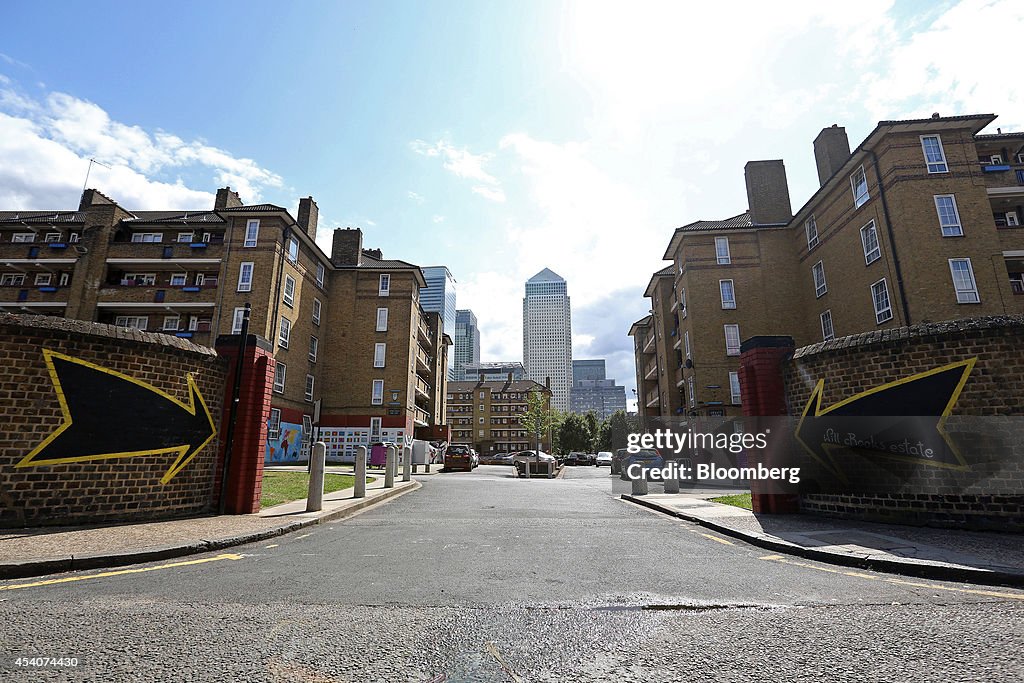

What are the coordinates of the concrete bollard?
(631, 475, 649, 496)
(384, 445, 396, 488)
(306, 442, 327, 512)
(664, 476, 680, 494)
(354, 446, 367, 498)
(402, 446, 412, 482)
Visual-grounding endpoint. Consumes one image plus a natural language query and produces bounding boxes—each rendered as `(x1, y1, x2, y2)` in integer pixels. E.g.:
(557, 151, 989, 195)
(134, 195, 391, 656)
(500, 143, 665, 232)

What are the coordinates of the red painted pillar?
(739, 336, 798, 514)
(214, 334, 276, 514)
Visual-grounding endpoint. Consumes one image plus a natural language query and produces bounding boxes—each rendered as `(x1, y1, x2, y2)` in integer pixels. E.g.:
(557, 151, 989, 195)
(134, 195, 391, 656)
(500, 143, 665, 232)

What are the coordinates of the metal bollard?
(306, 442, 326, 512)
(384, 445, 396, 488)
(354, 446, 367, 498)
(402, 446, 412, 482)
(631, 475, 649, 496)
(663, 476, 680, 494)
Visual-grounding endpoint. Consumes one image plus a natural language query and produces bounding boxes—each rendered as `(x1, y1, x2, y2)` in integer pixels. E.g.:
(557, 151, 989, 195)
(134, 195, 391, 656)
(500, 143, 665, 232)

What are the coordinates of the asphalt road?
(1, 465, 1022, 682)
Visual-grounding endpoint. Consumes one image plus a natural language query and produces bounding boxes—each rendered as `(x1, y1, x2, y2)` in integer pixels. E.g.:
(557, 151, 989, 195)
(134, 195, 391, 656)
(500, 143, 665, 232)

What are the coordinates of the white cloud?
(471, 186, 506, 203)
(407, 190, 425, 203)
(411, 137, 507, 204)
(432, 214, 445, 223)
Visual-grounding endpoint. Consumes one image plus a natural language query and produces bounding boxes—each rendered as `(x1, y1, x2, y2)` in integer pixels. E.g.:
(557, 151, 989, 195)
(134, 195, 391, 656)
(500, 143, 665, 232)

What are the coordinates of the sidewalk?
(0, 474, 421, 581)
(623, 492, 1024, 587)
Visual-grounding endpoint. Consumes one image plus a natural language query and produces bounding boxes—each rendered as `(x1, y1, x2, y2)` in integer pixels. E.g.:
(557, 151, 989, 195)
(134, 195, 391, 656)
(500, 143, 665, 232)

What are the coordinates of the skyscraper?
(421, 266, 457, 379)
(453, 309, 480, 381)
(570, 359, 628, 420)
(523, 268, 573, 412)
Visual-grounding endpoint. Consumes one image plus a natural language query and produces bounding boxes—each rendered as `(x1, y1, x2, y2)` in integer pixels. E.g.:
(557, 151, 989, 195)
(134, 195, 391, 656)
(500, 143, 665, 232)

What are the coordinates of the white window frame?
(195, 273, 206, 286)
(729, 371, 741, 405)
(312, 297, 322, 326)
(237, 262, 254, 292)
(371, 379, 384, 405)
(376, 307, 388, 331)
(305, 374, 315, 402)
(287, 236, 299, 263)
(1008, 211, 1020, 227)
(920, 135, 948, 173)
(820, 310, 834, 341)
(851, 165, 869, 208)
(283, 274, 295, 307)
(273, 362, 286, 394)
(370, 416, 382, 438)
(279, 316, 291, 348)
(114, 315, 148, 330)
(162, 315, 180, 331)
(34, 273, 52, 286)
(177, 232, 194, 243)
(44, 232, 62, 242)
(812, 261, 827, 298)
(131, 232, 163, 243)
(379, 273, 390, 296)
(316, 262, 325, 287)
(374, 342, 386, 368)
(871, 278, 893, 324)
(244, 220, 260, 248)
(188, 315, 199, 331)
(934, 195, 963, 237)
(124, 272, 157, 286)
(719, 279, 736, 309)
(805, 216, 819, 250)
(69, 233, 80, 243)
(715, 237, 731, 265)
(59, 272, 70, 286)
(268, 408, 282, 439)
(679, 288, 686, 318)
(724, 324, 741, 356)
(309, 335, 319, 363)
(684, 330, 691, 359)
(231, 307, 246, 334)
(688, 376, 696, 408)
(860, 221, 881, 264)
(991, 154, 1003, 165)
(12, 232, 35, 243)
(948, 258, 980, 304)
(170, 272, 187, 286)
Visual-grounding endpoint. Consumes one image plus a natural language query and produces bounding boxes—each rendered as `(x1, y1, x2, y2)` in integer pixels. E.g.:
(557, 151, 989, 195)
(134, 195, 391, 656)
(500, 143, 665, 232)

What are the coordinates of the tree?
(520, 390, 558, 452)
(558, 413, 592, 454)
(607, 409, 640, 450)
(596, 419, 613, 452)
(583, 411, 600, 451)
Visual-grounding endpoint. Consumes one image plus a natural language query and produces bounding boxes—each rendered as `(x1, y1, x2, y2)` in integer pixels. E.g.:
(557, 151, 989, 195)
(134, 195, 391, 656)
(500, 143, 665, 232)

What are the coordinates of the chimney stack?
(214, 187, 243, 210)
(331, 228, 362, 267)
(744, 160, 793, 225)
(813, 125, 851, 186)
(78, 189, 116, 211)
(297, 196, 319, 240)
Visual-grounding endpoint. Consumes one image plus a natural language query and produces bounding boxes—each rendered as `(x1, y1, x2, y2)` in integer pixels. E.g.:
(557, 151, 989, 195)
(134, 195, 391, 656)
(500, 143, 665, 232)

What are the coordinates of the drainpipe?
(868, 148, 912, 326)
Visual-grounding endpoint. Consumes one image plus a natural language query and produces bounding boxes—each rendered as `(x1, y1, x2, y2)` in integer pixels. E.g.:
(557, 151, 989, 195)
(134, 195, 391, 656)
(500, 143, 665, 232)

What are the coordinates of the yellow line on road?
(760, 555, 1024, 601)
(0, 553, 243, 591)
(700, 533, 734, 546)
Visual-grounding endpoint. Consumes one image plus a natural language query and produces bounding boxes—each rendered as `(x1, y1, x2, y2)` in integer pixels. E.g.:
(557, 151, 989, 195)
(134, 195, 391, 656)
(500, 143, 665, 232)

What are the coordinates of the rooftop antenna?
(82, 158, 112, 192)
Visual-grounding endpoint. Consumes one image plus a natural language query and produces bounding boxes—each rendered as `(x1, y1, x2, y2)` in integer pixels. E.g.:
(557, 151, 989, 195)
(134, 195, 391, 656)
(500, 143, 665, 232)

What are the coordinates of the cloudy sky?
(2, 0, 1021, 409)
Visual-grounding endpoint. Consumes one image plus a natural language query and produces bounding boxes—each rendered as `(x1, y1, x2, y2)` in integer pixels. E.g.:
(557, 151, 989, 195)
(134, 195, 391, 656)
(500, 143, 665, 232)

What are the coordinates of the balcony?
(106, 241, 224, 264)
(0, 240, 80, 265)
(645, 389, 660, 409)
(1012, 280, 1024, 295)
(414, 376, 431, 400)
(413, 406, 430, 427)
(0, 282, 69, 311)
(415, 348, 431, 372)
(642, 331, 656, 353)
(96, 282, 218, 307)
(643, 359, 657, 380)
(417, 318, 431, 343)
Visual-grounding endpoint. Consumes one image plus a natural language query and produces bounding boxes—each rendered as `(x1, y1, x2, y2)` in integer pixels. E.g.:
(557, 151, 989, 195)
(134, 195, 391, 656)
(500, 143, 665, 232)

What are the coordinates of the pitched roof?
(527, 267, 565, 283)
(0, 211, 86, 224)
(123, 211, 225, 224)
(217, 203, 288, 212)
(448, 379, 549, 392)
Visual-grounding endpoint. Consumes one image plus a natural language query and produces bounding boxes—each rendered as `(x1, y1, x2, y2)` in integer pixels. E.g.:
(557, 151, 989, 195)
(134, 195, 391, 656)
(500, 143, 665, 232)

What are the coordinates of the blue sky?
(1, 0, 1021, 409)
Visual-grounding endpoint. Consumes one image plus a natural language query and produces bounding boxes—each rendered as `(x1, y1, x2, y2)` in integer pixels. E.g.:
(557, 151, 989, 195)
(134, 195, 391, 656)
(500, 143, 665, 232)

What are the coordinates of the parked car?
(488, 452, 516, 466)
(444, 444, 474, 472)
(566, 451, 592, 465)
(511, 450, 557, 478)
(619, 448, 665, 481)
(595, 451, 613, 467)
(610, 448, 629, 475)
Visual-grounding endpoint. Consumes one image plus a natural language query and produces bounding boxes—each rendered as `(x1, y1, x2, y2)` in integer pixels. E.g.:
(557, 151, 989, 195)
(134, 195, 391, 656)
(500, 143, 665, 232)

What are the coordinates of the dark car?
(618, 449, 665, 481)
(444, 444, 474, 472)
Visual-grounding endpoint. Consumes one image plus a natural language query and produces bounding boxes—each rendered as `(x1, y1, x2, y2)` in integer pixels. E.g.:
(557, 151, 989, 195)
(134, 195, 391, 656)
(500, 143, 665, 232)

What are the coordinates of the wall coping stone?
(0, 313, 218, 357)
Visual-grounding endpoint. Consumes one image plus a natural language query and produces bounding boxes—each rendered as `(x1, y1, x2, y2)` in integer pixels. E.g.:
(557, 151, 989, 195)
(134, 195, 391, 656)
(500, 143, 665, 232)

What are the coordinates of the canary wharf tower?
(523, 268, 573, 412)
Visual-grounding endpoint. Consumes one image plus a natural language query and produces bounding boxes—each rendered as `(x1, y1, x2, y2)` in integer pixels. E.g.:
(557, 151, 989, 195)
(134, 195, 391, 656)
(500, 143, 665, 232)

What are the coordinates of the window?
(195, 273, 206, 286)
(177, 232, 194, 243)
(305, 374, 315, 402)
(479, 417, 485, 424)
(283, 274, 295, 307)
(370, 417, 382, 439)
(273, 362, 286, 393)
(316, 263, 325, 287)
(244, 220, 259, 247)
(312, 297, 321, 325)
(729, 372, 741, 405)
(170, 272, 187, 286)
(379, 273, 390, 296)
(12, 233, 35, 243)
(684, 330, 691, 359)
(851, 165, 869, 208)
(188, 315, 199, 331)
(124, 272, 156, 286)
(237, 262, 254, 292)
(202, 232, 211, 243)
(287, 236, 299, 263)
(131, 233, 163, 243)
(279, 316, 291, 348)
(812, 261, 827, 298)
(376, 307, 388, 331)
(679, 288, 686, 318)
(44, 232, 62, 242)
(479, 391, 485, 399)
(724, 324, 741, 356)
(69, 233, 80, 243)
(371, 380, 384, 405)
(268, 408, 282, 439)
(162, 315, 180, 331)
(715, 237, 731, 265)
(114, 316, 148, 330)
(374, 342, 386, 368)
(860, 221, 881, 264)
(949, 259, 980, 303)
(59, 272, 70, 286)
(231, 307, 246, 334)
(34, 273, 51, 286)
(805, 216, 819, 250)
(688, 376, 696, 408)
(820, 310, 835, 341)
(871, 278, 893, 324)
(301, 415, 312, 455)
(921, 135, 948, 173)
(1008, 211, 1020, 227)
(719, 279, 736, 309)
(309, 336, 319, 363)
(991, 154, 1003, 165)
(934, 195, 963, 237)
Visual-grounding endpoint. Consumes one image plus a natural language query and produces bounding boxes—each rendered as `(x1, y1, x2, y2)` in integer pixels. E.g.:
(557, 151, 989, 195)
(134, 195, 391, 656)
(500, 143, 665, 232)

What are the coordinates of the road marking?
(264, 544, 279, 549)
(295, 533, 313, 539)
(0, 553, 243, 591)
(700, 533, 734, 546)
(760, 555, 1024, 601)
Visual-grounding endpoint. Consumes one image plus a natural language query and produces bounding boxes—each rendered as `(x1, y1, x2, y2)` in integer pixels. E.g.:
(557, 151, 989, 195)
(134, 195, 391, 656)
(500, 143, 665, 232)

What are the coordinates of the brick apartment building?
(632, 112, 1024, 418)
(446, 377, 552, 454)
(0, 188, 450, 461)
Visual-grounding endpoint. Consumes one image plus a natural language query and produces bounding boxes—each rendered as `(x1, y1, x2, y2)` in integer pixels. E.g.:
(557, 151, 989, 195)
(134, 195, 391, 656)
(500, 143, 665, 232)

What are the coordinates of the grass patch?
(260, 472, 360, 508)
(710, 493, 752, 510)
